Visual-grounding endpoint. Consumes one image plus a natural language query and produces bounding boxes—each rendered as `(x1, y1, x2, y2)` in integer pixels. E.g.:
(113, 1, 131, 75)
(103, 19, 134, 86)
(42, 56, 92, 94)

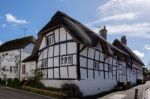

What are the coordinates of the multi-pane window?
(47, 34, 54, 45)
(41, 60, 48, 68)
(122, 68, 126, 75)
(60, 55, 72, 66)
(94, 61, 99, 70)
(22, 64, 26, 74)
(108, 65, 113, 72)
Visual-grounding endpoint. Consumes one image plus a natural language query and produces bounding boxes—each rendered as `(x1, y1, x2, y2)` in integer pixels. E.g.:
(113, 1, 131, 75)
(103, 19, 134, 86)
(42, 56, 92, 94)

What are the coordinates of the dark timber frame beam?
(77, 43, 81, 81)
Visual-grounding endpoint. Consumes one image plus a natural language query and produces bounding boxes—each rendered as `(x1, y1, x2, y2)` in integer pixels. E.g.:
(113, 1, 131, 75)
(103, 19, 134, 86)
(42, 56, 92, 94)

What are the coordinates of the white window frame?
(47, 34, 55, 46)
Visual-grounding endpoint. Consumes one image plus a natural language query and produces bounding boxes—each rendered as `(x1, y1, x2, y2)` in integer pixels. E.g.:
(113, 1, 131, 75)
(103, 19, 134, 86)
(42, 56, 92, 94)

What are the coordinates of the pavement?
(0, 82, 150, 99)
(98, 81, 150, 99)
(0, 86, 55, 99)
(143, 83, 150, 99)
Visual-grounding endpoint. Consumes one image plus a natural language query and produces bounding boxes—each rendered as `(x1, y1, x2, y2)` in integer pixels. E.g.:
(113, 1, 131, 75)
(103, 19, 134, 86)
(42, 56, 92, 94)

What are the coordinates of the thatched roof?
(113, 39, 144, 66)
(24, 11, 144, 67)
(109, 43, 129, 60)
(0, 36, 36, 52)
(31, 11, 114, 61)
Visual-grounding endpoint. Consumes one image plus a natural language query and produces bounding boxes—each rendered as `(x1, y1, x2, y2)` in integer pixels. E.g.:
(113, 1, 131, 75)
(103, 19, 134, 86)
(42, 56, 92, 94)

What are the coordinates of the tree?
(143, 66, 150, 79)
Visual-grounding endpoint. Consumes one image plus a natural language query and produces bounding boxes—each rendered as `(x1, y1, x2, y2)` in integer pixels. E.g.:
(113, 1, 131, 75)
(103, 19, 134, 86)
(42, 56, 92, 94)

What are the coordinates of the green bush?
(7, 78, 20, 88)
(32, 81, 45, 89)
(25, 80, 45, 89)
(61, 83, 82, 97)
(136, 79, 144, 84)
(7, 78, 12, 86)
(0, 78, 6, 85)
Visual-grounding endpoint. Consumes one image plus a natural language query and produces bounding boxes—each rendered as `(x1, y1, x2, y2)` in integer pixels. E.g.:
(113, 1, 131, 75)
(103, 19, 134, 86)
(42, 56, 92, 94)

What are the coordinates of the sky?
(0, 0, 150, 67)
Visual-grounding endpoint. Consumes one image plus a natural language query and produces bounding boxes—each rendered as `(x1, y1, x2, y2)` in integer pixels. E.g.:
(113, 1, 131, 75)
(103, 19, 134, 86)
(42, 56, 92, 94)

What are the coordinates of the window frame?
(60, 55, 73, 66)
(22, 64, 26, 74)
(46, 34, 55, 46)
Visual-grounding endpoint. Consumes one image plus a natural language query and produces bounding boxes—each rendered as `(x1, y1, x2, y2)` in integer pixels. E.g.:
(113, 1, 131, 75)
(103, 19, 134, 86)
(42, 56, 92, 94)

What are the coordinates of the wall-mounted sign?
(60, 55, 73, 66)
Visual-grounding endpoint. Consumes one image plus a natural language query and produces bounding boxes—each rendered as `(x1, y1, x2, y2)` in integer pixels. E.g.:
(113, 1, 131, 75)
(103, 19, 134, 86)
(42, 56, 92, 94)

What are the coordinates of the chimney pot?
(121, 35, 127, 45)
(99, 26, 107, 40)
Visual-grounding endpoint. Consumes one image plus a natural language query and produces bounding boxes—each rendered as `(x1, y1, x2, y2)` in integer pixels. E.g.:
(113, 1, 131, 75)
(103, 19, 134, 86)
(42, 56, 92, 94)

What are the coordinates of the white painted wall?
(37, 26, 143, 96)
(20, 61, 36, 80)
(40, 79, 116, 96)
(0, 43, 36, 80)
(0, 50, 21, 79)
(38, 27, 77, 80)
(79, 43, 117, 96)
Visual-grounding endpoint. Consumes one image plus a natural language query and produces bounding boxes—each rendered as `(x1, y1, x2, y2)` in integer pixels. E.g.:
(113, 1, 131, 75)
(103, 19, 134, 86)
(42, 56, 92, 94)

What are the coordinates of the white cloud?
(101, 12, 136, 22)
(144, 45, 150, 51)
(133, 50, 144, 58)
(90, 23, 150, 38)
(98, 0, 150, 19)
(87, 0, 150, 39)
(86, 12, 136, 26)
(107, 23, 150, 38)
(5, 13, 28, 24)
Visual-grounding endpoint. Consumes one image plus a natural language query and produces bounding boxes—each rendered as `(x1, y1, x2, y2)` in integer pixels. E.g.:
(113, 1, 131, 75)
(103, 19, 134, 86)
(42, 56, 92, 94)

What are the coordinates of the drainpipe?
(18, 49, 21, 81)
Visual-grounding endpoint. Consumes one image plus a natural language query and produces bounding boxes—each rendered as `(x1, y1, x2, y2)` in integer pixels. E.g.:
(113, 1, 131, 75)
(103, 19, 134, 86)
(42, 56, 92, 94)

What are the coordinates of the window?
(94, 61, 99, 70)
(41, 60, 48, 68)
(47, 34, 54, 45)
(22, 64, 26, 74)
(60, 55, 72, 66)
(126, 58, 132, 66)
(13, 66, 17, 73)
(122, 68, 126, 75)
(10, 66, 13, 73)
(108, 65, 113, 72)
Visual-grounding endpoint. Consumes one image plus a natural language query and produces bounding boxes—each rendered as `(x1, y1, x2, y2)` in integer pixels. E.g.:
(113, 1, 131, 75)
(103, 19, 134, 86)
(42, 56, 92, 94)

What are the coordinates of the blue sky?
(0, 0, 150, 66)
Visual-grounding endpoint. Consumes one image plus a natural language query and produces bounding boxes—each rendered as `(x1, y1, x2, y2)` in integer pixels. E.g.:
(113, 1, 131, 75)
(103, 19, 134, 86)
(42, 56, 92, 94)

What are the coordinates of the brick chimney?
(99, 26, 107, 40)
(121, 35, 127, 45)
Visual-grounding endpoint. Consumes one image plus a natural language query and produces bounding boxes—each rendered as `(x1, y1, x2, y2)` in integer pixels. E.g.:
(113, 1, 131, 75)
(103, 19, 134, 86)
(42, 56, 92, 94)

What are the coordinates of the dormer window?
(47, 34, 54, 45)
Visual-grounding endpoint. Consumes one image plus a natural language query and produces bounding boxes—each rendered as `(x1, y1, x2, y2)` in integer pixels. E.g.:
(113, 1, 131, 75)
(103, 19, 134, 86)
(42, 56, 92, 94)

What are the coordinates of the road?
(0, 86, 54, 99)
(1, 82, 150, 99)
(143, 85, 150, 99)
(144, 88, 149, 99)
(99, 81, 150, 99)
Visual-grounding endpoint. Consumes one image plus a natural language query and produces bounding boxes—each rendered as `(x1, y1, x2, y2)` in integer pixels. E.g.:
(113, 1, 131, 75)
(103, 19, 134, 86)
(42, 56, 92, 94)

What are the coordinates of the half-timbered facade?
(38, 26, 77, 80)
(113, 38, 144, 84)
(0, 36, 36, 81)
(30, 11, 144, 96)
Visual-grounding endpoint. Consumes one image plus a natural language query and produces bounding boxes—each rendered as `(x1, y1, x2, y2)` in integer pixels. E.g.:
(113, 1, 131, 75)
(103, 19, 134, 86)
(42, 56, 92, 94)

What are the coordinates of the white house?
(113, 37, 144, 84)
(0, 36, 36, 81)
(28, 11, 144, 96)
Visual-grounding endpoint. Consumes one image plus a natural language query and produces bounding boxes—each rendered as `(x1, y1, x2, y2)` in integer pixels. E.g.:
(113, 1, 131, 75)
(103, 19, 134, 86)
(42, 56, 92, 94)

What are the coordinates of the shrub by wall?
(61, 83, 83, 97)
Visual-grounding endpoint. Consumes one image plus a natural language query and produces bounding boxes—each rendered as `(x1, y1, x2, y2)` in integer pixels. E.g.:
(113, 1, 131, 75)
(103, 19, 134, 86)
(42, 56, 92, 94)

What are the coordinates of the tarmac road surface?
(0, 86, 55, 99)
